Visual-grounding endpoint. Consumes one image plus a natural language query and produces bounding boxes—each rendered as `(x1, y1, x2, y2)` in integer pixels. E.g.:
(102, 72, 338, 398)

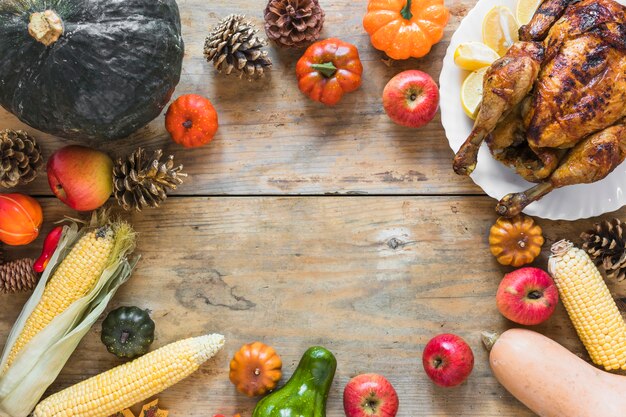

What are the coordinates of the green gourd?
(101, 306, 155, 359)
(253, 346, 337, 417)
(0, 0, 184, 141)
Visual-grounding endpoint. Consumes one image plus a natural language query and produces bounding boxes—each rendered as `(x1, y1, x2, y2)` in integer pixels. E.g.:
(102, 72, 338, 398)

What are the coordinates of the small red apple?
(496, 267, 559, 326)
(344, 373, 399, 417)
(422, 334, 474, 387)
(383, 70, 439, 128)
(47, 145, 113, 211)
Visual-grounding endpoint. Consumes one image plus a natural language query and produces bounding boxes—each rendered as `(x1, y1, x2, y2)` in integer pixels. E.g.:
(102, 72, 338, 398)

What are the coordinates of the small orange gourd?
(363, 0, 450, 60)
(0, 193, 43, 246)
(229, 342, 282, 397)
(489, 215, 544, 267)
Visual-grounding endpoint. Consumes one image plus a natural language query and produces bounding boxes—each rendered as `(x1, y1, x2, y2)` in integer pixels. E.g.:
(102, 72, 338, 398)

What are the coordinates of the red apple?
(344, 373, 399, 417)
(47, 145, 113, 211)
(496, 267, 559, 326)
(383, 70, 439, 128)
(422, 334, 474, 387)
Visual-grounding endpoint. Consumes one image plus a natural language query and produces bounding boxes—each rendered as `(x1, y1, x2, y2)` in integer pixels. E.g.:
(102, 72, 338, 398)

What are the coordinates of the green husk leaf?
(0, 216, 138, 417)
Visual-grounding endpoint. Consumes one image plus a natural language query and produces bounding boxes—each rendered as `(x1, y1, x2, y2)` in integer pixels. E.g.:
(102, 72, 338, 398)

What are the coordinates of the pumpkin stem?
(400, 0, 413, 20)
(183, 120, 193, 129)
(28, 10, 64, 47)
(311, 62, 337, 78)
(120, 330, 130, 344)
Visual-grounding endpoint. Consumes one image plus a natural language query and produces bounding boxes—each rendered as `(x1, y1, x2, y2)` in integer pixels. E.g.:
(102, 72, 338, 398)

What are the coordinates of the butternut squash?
(483, 328, 626, 417)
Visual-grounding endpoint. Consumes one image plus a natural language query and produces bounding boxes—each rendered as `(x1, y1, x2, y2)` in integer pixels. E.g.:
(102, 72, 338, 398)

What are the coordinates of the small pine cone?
(0, 258, 38, 294)
(264, 0, 325, 48)
(204, 14, 272, 80)
(0, 129, 43, 188)
(581, 218, 626, 281)
(113, 148, 187, 211)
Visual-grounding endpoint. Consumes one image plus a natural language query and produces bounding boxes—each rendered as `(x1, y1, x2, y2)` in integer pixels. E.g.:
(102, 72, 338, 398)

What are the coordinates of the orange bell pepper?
(295, 38, 363, 106)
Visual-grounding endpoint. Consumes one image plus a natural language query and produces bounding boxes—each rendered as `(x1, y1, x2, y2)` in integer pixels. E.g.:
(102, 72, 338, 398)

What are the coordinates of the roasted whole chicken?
(453, 0, 626, 217)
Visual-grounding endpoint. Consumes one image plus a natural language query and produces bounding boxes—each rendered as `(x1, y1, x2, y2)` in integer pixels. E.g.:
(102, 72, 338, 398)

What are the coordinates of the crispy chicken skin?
(519, 0, 572, 41)
(453, 42, 544, 176)
(526, 0, 626, 149)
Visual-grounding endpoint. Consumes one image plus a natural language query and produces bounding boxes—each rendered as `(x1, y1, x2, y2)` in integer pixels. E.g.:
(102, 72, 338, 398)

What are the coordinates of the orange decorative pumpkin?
(165, 94, 219, 148)
(363, 0, 450, 60)
(489, 215, 544, 267)
(0, 193, 43, 246)
(229, 341, 282, 397)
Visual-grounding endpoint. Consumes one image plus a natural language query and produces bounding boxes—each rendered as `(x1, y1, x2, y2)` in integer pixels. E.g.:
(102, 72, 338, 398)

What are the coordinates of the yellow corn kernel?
(5, 226, 116, 369)
(33, 334, 225, 417)
(549, 240, 626, 370)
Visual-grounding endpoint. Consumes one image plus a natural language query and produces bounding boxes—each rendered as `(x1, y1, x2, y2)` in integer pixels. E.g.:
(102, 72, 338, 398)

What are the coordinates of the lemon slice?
(454, 42, 500, 71)
(482, 6, 519, 56)
(516, 0, 542, 25)
(461, 67, 488, 119)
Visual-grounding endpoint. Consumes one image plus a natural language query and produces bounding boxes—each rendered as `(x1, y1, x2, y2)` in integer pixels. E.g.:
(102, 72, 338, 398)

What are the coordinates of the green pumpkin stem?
(28, 10, 64, 46)
(400, 0, 413, 20)
(311, 62, 338, 78)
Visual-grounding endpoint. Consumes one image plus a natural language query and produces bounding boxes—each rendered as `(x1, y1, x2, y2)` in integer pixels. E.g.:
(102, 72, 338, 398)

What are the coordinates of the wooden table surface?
(1, 0, 624, 416)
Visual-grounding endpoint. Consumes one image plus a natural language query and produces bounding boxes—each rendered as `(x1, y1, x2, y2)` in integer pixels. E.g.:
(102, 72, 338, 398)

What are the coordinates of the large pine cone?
(204, 14, 272, 80)
(581, 218, 626, 281)
(0, 129, 43, 188)
(113, 148, 187, 211)
(0, 254, 38, 294)
(264, 0, 325, 48)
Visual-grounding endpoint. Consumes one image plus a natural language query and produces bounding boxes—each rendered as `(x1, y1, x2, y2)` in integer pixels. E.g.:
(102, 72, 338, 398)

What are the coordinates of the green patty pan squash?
(253, 346, 336, 417)
(101, 306, 155, 359)
(0, 0, 184, 141)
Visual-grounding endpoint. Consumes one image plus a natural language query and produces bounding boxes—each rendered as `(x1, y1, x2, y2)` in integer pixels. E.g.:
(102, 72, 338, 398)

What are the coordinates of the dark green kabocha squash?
(0, 0, 184, 141)
(101, 306, 156, 359)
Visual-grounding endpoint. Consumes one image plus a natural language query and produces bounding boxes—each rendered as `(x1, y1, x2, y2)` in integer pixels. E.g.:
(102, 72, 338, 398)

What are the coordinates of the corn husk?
(0, 215, 138, 417)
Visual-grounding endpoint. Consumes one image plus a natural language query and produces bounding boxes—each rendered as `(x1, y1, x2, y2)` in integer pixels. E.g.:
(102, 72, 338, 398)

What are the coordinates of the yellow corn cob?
(33, 334, 225, 417)
(548, 239, 626, 370)
(5, 226, 116, 369)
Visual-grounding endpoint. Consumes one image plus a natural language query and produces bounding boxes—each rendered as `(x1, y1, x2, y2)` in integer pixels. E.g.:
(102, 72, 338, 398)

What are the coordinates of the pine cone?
(204, 14, 272, 80)
(264, 0, 325, 48)
(113, 148, 187, 211)
(0, 129, 43, 188)
(581, 218, 626, 281)
(0, 258, 38, 294)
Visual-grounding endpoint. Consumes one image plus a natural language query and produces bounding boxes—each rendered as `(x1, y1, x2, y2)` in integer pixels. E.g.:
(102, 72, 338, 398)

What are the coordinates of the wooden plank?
(4, 0, 481, 196)
(3, 196, 621, 416)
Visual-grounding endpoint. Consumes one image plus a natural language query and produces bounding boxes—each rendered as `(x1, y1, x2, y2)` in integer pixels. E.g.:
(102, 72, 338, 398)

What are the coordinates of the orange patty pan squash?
(363, 0, 450, 60)
(296, 38, 363, 106)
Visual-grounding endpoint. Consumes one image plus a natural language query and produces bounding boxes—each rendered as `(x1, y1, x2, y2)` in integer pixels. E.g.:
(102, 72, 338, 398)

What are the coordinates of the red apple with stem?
(422, 334, 474, 387)
(496, 267, 559, 326)
(47, 145, 113, 211)
(344, 373, 399, 417)
(383, 70, 440, 128)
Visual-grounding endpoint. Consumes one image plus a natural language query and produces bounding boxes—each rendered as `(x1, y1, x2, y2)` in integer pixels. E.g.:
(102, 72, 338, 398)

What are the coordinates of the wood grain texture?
(4, 197, 625, 416)
(5, 0, 481, 196)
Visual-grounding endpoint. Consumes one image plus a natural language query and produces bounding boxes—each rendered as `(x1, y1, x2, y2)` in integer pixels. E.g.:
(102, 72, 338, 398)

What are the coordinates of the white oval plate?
(440, 0, 626, 220)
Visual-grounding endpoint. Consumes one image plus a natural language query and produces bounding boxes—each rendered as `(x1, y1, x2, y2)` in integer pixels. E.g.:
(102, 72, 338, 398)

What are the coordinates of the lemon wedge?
(454, 42, 500, 71)
(516, 0, 542, 25)
(461, 67, 488, 119)
(483, 6, 519, 56)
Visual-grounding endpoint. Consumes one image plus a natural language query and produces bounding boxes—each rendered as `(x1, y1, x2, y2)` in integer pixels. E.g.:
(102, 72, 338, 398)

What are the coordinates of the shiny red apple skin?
(47, 145, 113, 211)
(344, 373, 399, 417)
(422, 334, 474, 388)
(383, 70, 440, 128)
(496, 267, 559, 326)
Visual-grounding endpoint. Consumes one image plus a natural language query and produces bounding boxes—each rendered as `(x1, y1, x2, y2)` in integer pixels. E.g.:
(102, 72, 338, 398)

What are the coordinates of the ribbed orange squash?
(0, 193, 42, 246)
(363, 0, 450, 60)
